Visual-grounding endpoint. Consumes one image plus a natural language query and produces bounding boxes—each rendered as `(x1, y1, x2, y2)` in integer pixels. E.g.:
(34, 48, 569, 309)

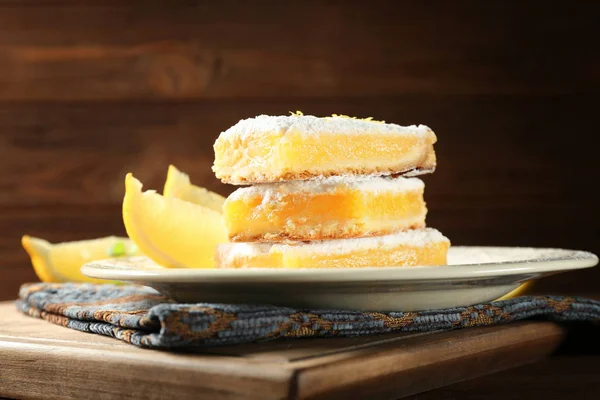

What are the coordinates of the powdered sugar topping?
(280, 228, 449, 256)
(216, 242, 272, 265)
(220, 229, 449, 259)
(227, 176, 424, 202)
(219, 114, 434, 140)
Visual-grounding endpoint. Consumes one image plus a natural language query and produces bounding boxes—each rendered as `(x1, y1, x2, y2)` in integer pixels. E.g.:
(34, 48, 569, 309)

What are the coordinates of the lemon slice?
(163, 165, 226, 212)
(123, 173, 228, 268)
(496, 281, 534, 301)
(22, 235, 138, 283)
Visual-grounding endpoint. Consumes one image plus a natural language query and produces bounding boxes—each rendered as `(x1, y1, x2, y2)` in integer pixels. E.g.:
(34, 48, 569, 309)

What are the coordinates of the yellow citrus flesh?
(163, 165, 226, 213)
(123, 173, 228, 268)
(21, 235, 138, 283)
(496, 281, 534, 300)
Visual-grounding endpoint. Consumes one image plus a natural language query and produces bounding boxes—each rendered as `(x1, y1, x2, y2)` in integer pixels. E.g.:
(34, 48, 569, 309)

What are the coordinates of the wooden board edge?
(291, 322, 568, 400)
(0, 339, 294, 400)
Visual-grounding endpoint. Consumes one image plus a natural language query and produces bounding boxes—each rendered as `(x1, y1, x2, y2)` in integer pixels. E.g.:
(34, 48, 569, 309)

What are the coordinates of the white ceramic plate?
(81, 246, 598, 312)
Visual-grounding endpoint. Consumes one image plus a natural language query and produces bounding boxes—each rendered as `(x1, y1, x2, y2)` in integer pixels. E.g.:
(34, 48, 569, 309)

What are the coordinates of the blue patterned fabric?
(16, 283, 600, 349)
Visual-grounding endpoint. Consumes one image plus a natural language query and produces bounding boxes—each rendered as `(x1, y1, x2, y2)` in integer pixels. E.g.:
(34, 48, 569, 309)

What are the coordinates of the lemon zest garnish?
(289, 111, 384, 123)
(331, 114, 355, 119)
(330, 114, 385, 123)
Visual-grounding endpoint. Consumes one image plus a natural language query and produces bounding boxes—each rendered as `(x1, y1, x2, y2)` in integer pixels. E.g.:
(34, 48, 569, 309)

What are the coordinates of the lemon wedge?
(496, 281, 534, 301)
(123, 173, 227, 268)
(163, 165, 226, 212)
(22, 235, 138, 283)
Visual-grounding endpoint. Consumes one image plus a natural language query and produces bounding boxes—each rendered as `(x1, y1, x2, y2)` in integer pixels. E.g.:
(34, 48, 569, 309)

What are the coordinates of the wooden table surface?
(1, 2, 598, 399)
(1, 302, 599, 400)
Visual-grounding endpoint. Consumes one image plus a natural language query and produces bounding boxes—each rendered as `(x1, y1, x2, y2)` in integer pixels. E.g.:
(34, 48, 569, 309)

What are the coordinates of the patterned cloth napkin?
(16, 282, 600, 349)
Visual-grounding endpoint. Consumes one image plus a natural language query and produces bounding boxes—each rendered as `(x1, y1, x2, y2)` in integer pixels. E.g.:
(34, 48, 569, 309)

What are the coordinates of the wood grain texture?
(0, 303, 293, 400)
(293, 322, 567, 400)
(0, 1, 599, 299)
(0, 206, 125, 299)
(0, 302, 570, 400)
(1, 95, 600, 298)
(0, 2, 597, 397)
(1, 96, 598, 206)
(0, 1, 597, 100)
(405, 356, 600, 400)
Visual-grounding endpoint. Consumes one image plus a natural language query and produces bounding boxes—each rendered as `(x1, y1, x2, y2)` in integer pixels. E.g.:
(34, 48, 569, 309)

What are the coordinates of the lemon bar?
(224, 176, 427, 242)
(215, 228, 450, 269)
(213, 114, 437, 184)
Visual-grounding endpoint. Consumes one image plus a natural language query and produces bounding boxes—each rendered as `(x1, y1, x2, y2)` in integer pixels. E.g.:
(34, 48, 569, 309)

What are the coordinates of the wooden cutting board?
(0, 302, 567, 400)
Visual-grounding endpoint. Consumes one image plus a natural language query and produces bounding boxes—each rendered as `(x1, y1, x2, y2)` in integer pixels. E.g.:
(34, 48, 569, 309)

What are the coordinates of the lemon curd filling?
(213, 114, 437, 184)
(215, 228, 450, 269)
(211, 114, 449, 271)
(223, 176, 427, 242)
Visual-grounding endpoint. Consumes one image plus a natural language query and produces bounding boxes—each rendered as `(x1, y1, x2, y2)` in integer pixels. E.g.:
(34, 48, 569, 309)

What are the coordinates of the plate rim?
(81, 246, 599, 283)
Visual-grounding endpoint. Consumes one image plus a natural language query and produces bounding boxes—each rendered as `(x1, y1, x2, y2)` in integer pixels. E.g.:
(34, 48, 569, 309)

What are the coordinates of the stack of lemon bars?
(212, 113, 450, 269)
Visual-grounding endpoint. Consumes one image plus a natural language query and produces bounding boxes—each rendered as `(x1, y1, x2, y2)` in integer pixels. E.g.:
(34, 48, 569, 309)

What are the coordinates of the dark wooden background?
(1, 0, 599, 300)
